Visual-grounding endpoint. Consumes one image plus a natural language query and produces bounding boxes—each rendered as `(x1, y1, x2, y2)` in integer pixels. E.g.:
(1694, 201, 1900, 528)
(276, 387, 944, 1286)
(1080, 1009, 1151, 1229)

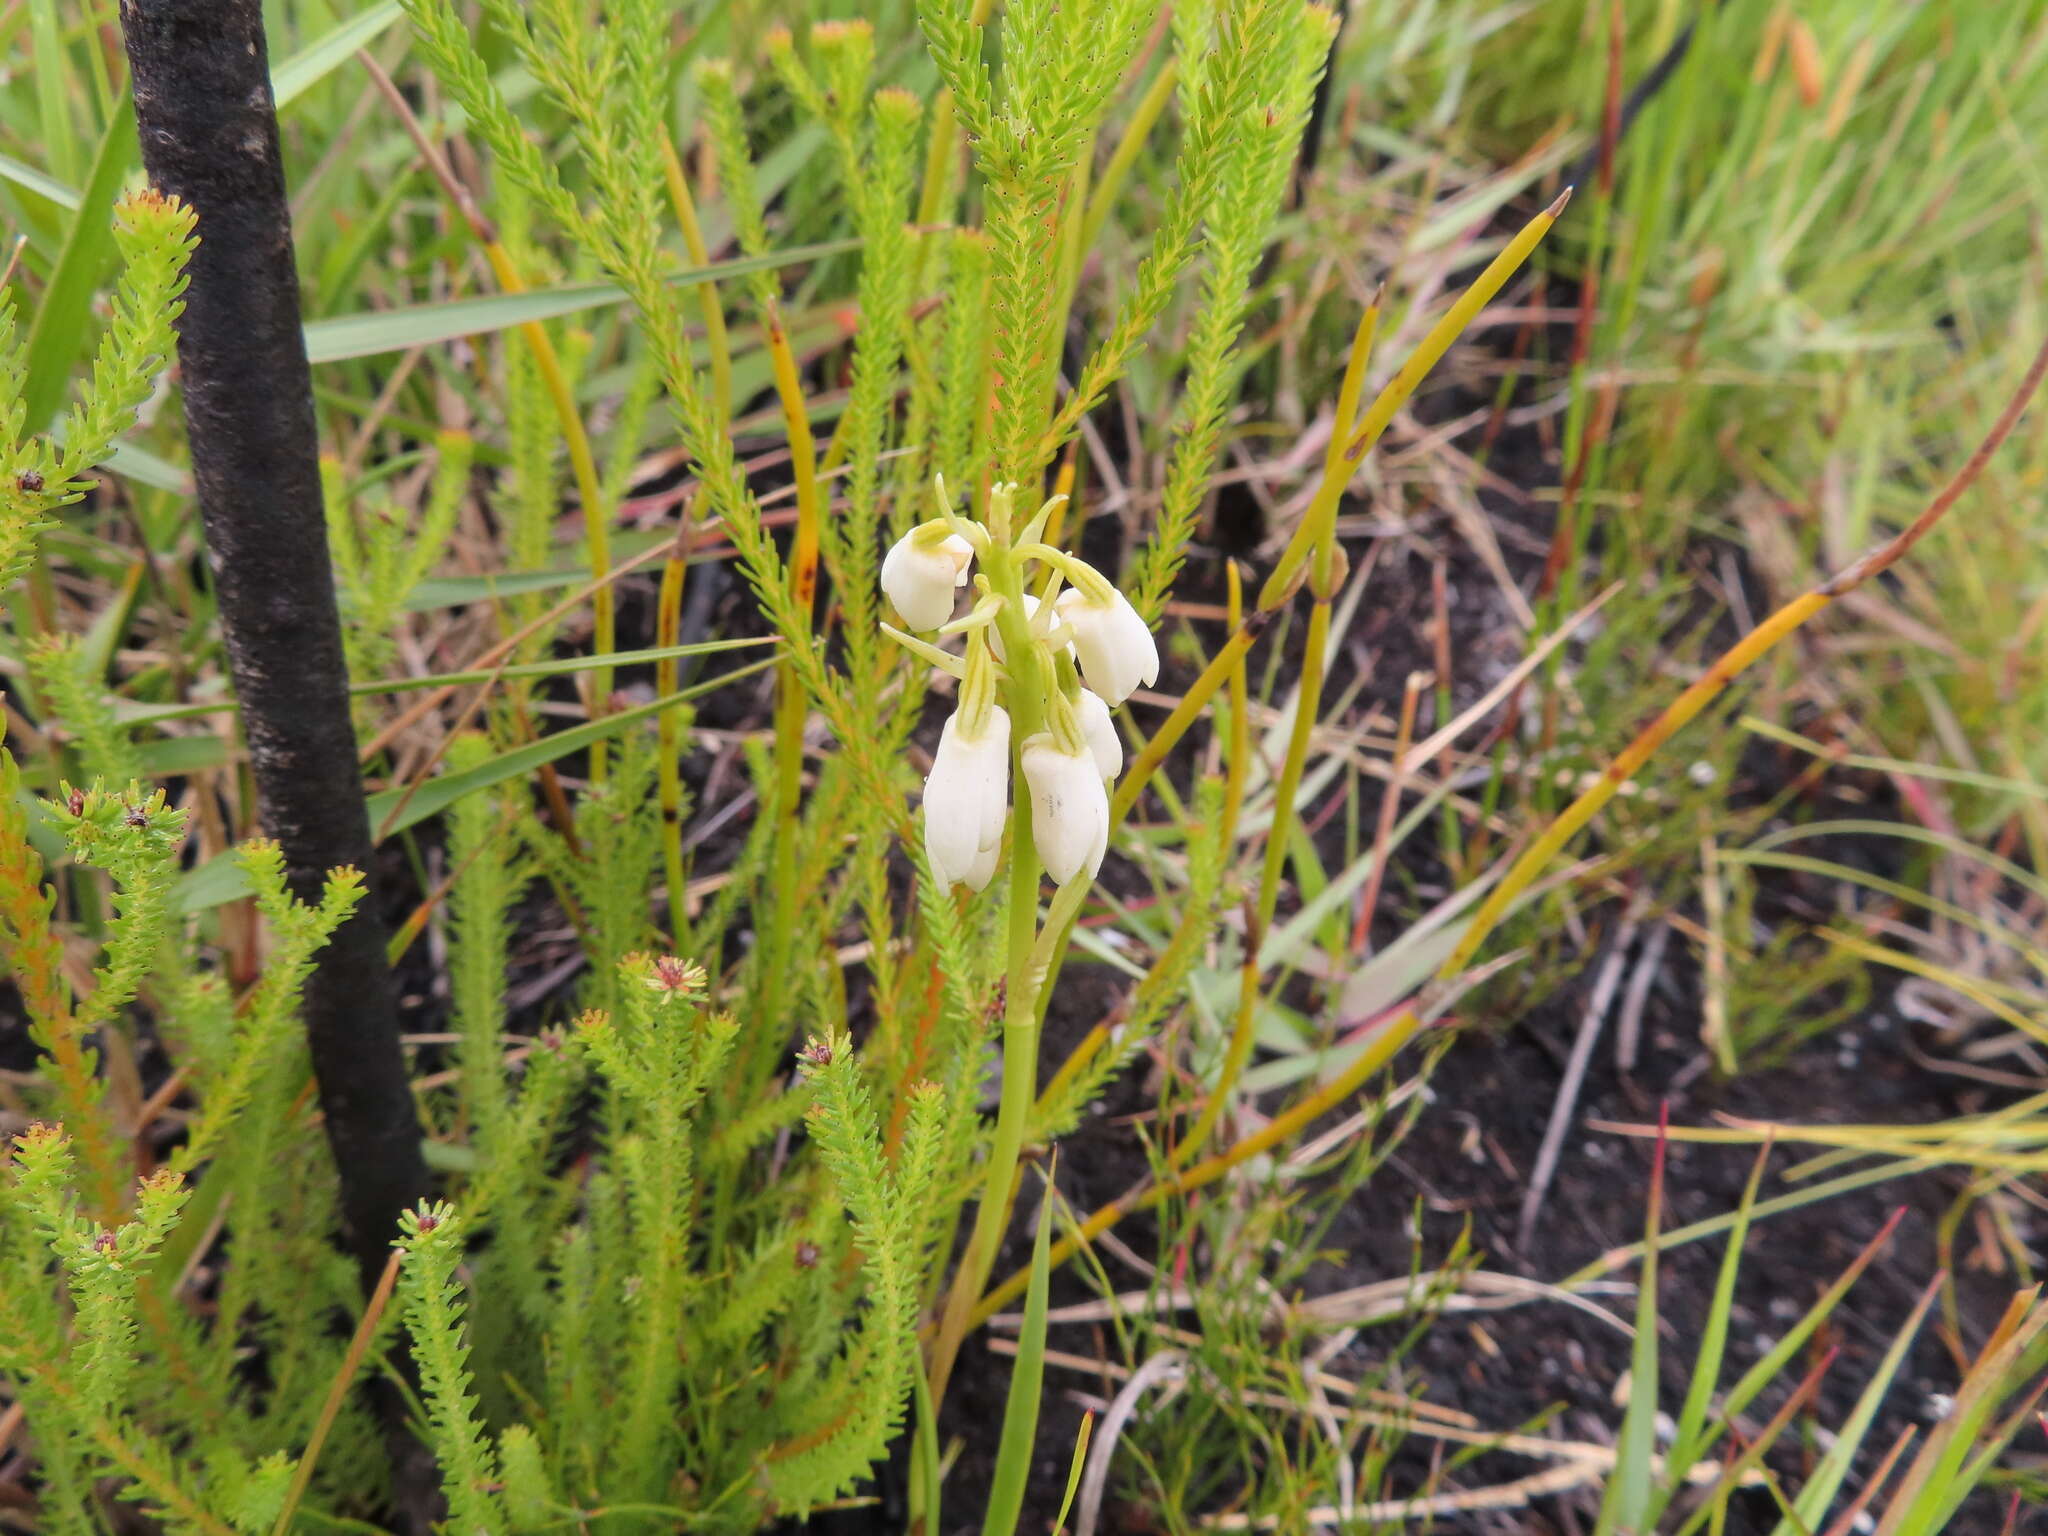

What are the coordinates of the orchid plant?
(879, 477, 1165, 1397)
(883, 478, 1156, 893)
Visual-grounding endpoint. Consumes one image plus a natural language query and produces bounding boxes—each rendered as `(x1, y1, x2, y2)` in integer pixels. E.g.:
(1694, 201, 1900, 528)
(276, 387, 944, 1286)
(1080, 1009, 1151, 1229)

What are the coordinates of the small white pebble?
(1688, 760, 1718, 787)
(1925, 1392, 1956, 1421)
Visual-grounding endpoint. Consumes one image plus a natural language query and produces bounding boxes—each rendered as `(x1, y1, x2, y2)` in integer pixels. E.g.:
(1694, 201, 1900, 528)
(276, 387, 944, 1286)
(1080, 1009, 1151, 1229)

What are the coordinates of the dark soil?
(910, 969, 2028, 1535)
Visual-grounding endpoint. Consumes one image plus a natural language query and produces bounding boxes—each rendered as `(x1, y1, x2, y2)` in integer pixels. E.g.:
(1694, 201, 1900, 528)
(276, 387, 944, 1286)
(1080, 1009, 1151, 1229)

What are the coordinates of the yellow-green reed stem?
(1222, 558, 1251, 850)
(984, 327, 2048, 1337)
(1076, 58, 1180, 258)
(913, 91, 959, 276)
(1112, 622, 1259, 825)
(1262, 189, 1572, 611)
(660, 134, 734, 425)
(655, 523, 692, 946)
(654, 137, 733, 943)
(1170, 397, 1362, 1151)
(927, 532, 1054, 1406)
(1163, 305, 1375, 1164)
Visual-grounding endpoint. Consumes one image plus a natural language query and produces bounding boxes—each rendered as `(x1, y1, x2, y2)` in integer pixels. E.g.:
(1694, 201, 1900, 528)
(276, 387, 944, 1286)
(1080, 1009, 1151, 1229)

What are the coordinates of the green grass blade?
(272, 1, 407, 110)
(982, 1177, 1056, 1536)
(171, 661, 767, 913)
(1595, 1116, 1665, 1536)
(911, 1364, 943, 1536)
(1052, 1413, 1093, 1534)
(301, 237, 860, 363)
(21, 99, 137, 434)
(117, 638, 774, 722)
(368, 666, 770, 838)
(1657, 1140, 1773, 1524)
(1774, 1275, 1941, 1536)
(27, 0, 79, 188)
(1719, 1208, 1902, 1429)
(352, 637, 774, 696)
(0, 149, 82, 212)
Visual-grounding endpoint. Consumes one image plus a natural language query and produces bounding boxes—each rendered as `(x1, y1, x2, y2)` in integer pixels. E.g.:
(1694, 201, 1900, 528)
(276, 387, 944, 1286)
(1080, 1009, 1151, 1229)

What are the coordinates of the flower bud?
(1077, 688, 1121, 779)
(882, 527, 975, 630)
(1021, 733, 1109, 885)
(923, 705, 1009, 890)
(1054, 587, 1159, 705)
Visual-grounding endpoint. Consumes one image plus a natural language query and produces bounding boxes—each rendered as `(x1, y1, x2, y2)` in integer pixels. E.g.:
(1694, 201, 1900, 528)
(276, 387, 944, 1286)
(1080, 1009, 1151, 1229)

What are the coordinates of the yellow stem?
(660, 133, 734, 424)
(1263, 191, 1568, 609)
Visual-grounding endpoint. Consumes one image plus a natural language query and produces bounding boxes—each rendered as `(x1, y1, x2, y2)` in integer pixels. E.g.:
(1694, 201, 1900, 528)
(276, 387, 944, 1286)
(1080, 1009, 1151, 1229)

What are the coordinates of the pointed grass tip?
(1546, 185, 1575, 218)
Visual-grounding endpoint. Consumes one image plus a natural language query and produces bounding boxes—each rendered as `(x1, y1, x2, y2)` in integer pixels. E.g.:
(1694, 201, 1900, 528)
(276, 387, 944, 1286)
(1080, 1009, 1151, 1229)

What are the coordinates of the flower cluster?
(882, 482, 1160, 893)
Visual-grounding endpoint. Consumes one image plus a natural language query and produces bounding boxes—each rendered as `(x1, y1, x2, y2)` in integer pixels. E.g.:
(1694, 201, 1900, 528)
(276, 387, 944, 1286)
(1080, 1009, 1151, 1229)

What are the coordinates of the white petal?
(963, 840, 1001, 892)
(1077, 689, 1122, 779)
(1021, 734, 1110, 885)
(1055, 588, 1155, 705)
(924, 706, 1010, 888)
(882, 532, 974, 630)
(922, 729, 980, 884)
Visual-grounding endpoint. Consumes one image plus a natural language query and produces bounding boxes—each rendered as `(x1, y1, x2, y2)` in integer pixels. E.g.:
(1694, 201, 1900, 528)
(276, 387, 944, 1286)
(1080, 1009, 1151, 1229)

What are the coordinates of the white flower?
(1055, 586, 1158, 705)
(1077, 688, 1121, 779)
(923, 705, 1009, 890)
(1021, 733, 1109, 885)
(882, 528, 975, 630)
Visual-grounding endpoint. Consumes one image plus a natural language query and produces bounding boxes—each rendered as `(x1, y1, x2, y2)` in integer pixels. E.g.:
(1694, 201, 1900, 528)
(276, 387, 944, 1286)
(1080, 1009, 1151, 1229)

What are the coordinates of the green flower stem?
(926, 533, 1052, 1405)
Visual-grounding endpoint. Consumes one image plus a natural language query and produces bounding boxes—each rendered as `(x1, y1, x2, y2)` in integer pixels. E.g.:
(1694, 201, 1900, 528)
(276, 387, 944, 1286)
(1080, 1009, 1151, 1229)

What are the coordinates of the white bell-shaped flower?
(1021, 732, 1109, 885)
(1077, 688, 1121, 779)
(882, 526, 975, 630)
(1055, 586, 1159, 705)
(923, 704, 1010, 890)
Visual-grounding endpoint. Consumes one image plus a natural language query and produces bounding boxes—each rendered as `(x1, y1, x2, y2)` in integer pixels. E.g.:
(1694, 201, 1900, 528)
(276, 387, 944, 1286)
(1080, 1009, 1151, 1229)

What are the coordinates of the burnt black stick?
(118, 0, 428, 1289)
